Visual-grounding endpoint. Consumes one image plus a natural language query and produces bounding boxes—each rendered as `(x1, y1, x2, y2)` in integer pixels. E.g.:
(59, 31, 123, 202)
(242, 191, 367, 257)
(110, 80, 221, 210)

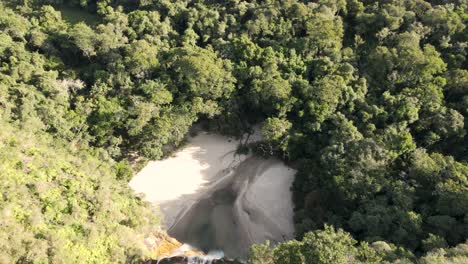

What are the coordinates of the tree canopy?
(0, 0, 467, 262)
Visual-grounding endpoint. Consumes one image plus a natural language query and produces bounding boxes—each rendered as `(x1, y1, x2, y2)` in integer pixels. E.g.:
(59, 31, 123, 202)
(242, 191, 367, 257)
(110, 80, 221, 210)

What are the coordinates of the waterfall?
(154, 252, 238, 264)
(186, 249, 224, 264)
(134, 131, 294, 262)
(153, 244, 226, 264)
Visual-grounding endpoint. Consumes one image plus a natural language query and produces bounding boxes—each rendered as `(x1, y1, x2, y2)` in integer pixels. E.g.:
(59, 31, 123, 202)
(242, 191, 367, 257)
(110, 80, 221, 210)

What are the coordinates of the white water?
(130, 131, 295, 259)
(156, 244, 224, 264)
(187, 249, 225, 264)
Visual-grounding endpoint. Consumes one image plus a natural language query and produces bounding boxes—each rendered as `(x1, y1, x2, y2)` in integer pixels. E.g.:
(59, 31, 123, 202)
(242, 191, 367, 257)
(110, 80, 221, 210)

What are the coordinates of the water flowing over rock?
(167, 156, 295, 259)
(144, 256, 242, 264)
(131, 131, 295, 259)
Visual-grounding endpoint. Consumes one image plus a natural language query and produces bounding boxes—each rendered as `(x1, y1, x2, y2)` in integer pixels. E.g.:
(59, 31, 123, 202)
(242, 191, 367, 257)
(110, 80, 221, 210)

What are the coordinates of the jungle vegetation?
(0, 0, 466, 263)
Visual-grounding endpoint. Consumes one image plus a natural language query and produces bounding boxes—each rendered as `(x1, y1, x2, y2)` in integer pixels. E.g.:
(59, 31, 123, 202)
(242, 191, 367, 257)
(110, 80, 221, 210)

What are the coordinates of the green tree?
(69, 22, 97, 57)
(124, 39, 159, 77)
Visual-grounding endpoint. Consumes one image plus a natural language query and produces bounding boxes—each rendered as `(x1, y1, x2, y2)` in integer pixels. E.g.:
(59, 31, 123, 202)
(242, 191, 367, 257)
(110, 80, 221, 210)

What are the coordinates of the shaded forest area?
(0, 0, 467, 263)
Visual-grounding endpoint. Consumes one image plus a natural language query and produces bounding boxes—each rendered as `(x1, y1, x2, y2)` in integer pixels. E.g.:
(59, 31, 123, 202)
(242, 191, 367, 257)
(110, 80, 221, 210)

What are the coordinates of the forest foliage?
(0, 119, 158, 263)
(0, 0, 467, 262)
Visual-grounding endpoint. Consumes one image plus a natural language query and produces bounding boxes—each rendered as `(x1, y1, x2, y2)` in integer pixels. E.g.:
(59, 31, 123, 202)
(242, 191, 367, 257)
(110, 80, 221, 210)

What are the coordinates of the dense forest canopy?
(0, 0, 467, 263)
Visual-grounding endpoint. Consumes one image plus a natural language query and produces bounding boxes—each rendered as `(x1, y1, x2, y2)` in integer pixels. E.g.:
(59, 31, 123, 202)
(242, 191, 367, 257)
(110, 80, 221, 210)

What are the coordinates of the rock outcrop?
(143, 229, 242, 264)
(167, 156, 295, 259)
(144, 256, 243, 264)
(132, 132, 295, 260)
(144, 229, 204, 259)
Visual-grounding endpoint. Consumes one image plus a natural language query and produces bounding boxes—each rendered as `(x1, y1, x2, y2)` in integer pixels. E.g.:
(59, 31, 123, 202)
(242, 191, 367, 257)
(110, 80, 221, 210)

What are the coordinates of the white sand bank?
(129, 131, 295, 258)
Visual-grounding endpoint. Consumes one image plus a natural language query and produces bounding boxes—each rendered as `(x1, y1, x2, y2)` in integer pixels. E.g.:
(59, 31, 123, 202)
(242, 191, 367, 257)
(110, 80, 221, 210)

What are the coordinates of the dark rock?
(144, 256, 185, 263)
(144, 256, 244, 264)
(212, 259, 243, 264)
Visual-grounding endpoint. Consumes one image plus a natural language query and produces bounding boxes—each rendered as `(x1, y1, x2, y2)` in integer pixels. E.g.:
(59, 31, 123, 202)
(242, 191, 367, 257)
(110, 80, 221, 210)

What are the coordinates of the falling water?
(187, 250, 224, 264)
(133, 131, 295, 262)
(155, 244, 228, 264)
